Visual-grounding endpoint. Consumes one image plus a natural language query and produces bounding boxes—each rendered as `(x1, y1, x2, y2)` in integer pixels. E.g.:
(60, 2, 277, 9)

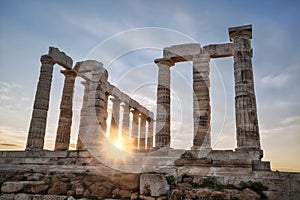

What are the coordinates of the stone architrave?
(155, 58, 174, 148)
(139, 113, 147, 151)
(229, 25, 261, 150)
(110, 97, 121, 143)
(54, 70, 77, 150)
(147, 117, 154, 150)
(192, 51, 212, 150)
(77, 81, 90, 150)
(130, 109, 139, 151)
(26, 55, 55, 150)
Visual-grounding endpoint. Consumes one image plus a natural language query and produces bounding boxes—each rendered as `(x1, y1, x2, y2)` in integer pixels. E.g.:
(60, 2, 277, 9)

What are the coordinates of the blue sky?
(0, 0, 299, 172)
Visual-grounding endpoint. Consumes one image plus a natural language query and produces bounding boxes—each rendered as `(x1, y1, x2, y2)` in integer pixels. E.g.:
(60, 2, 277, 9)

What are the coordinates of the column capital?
(228, 24, 252, 42)
(121, 103, 129, 109)
(111, 97, 121, 104)
(130, 108, 139, 115)
(154, 58, 174, 67)
(41, 55, 55, 65)
(139, 113, 147, 119)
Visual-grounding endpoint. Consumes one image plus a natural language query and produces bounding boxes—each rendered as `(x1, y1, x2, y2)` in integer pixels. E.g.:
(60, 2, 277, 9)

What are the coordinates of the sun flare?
(114, 141, 122, 149)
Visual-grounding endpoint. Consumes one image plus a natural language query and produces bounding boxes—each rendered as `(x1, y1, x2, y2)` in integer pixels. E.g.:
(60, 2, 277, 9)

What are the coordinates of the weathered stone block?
(140, 174, 170, 197)
(203, 43, 234, 58)
(48, 47, 73, 69)
(1, 181, 24, 193)
(164, 43, 201, 62)
(14, 193, 31, 200)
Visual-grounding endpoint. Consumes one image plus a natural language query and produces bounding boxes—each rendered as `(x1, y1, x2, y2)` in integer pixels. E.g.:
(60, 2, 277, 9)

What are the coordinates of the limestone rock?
(112, 188, 131, 199)
(1, 182, 24, 193)
(23, 181, 49, 193)
(209, 191, 230, 200)
(168, 189, 182, 200)
(131, 192, 139, 199)
(195, 188, 212, 198)
(140, 174, 170, 197)
(115, 173, 139, 190)
(89, 182, 113, 198)
(0, 193, 15, 200)
(14, 193, 31, 200)
(48, 181, 69, 195)
(175, 183, 193, 191)
(232, 188, 260, 200)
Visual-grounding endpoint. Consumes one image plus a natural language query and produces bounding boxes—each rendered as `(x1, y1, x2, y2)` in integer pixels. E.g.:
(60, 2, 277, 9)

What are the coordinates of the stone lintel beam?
(108, 84, 154, 119)
(48, 47, 73, 69)
(228, 24, 252, 41)
(203, 43, 234, 58)
(163, 43, 200, 63)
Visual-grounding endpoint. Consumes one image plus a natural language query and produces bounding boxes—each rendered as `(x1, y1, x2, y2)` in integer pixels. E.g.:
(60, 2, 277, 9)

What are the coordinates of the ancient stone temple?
(0, 25, 299, 200)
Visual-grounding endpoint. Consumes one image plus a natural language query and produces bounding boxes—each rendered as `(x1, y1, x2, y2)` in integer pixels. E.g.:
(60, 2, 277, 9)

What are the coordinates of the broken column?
(26, 55, 55, 150)
(229, 24, 261, 150)
(155, 58, 173, 148)
(192, 51, 211, 150)
(55, 69, 77, 150)
(77, 81, 89, 150)
(110, 97, 121, 143)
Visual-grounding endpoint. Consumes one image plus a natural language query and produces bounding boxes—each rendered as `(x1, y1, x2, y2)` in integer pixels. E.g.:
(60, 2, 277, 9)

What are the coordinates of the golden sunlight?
(114, 140, 122, 149)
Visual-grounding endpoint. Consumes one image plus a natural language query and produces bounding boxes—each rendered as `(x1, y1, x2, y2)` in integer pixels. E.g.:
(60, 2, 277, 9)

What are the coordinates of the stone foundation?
(0, 150, 299, 200)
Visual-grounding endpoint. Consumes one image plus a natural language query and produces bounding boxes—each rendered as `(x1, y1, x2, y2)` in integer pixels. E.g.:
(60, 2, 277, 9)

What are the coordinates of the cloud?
(260, 73, 292, 87)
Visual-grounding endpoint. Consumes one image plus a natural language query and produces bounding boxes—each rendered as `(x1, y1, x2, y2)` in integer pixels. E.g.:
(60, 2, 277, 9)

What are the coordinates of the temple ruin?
(26, 24, 260, 153)
(1, 24, 299, 200)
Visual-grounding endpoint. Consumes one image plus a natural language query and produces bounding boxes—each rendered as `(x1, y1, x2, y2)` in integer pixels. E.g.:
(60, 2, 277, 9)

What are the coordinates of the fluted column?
(229, 25, 260, 150)
(121, 103, 130, 150)
(192, 52, 211, 150)
(110, 97, 121, 143)
(147, 117, 154, 150)
(77, 81, 90, 150)
(131, 109, 139, 151)
(121, 103, 130, 137)
(26, 55, 55, 150)
(139, 113, 147, 151)
(155, 58, 174, 148)
(55, 70, 77, 150)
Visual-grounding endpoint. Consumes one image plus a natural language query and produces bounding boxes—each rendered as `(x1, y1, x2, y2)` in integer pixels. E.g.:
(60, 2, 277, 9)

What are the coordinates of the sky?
(0, 0, 299, 172)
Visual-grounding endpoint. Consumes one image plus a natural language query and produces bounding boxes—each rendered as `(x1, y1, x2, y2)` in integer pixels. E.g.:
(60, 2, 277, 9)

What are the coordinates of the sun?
(114, 141, 122, 149)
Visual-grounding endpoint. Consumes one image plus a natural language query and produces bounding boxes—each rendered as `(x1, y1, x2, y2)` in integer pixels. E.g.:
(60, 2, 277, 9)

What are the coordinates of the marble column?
(55, 70, 77, 150)
(155, 58, 174, 148)
(26, 55, 55, 150)
(192, 52, 212, 150)
(110, 97, 121, 143)
(121, 103, 130, 150)
(77, 81, 89, 150)
(229, 25, 261, 150)
(131, 109, 139, 151)
(139, 113, 147, 151)
(121, 103, 130, 137)
(147, 117, 154, 150)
